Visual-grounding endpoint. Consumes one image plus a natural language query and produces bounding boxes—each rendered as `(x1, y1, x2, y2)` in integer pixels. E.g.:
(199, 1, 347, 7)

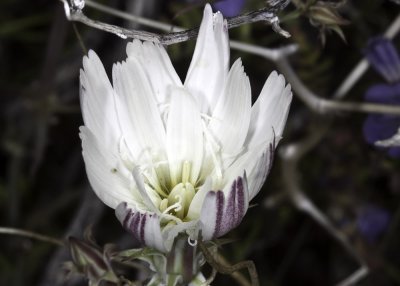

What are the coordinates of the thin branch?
(198, 240, 259, 286)
(217, 254, 253, 286)
(275, 12, 400, 115)
(271, 13, 400, 286)
(336, 267, 369, 286)
(333, 13, 400, 99)
(61, 0, 290, 45)
(277, 57, 400, 115)
(0, 226, 64, 246)
(279, 137, 369, 286)
(84, 0, 297, 61)
(87, 0, 400, 116)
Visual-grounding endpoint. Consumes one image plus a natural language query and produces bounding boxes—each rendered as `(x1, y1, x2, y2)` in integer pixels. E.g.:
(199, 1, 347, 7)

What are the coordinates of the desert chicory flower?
(212, 0, 246, 17)
(363, 37, 400, 158)
(79, 4, 292, 253)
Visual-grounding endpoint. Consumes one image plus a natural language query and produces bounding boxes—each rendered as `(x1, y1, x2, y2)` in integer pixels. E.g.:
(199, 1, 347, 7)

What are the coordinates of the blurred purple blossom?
(212, 0, 246, 17)
(357, 205, 390, 244)
(364, 37, 400, 83)
(363, 37, 400, 158)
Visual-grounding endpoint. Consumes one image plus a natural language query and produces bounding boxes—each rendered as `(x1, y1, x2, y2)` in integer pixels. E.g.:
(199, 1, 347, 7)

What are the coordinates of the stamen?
(161, 195, 182, 214)
(159, 198, 168, 213)
(173, 195, 183, 212)
(159, 212, 182, 224)
(182, 161, 191, 184)
(137, 153, 170, 198)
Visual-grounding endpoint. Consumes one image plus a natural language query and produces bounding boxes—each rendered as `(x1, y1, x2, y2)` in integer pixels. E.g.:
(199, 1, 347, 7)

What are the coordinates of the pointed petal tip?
(87, 49, 96, 58)
(204, 3, 213, 14)
(232, 57, 243, 68)
(115, 202, 129, 222)
(83, 50, 99, 68)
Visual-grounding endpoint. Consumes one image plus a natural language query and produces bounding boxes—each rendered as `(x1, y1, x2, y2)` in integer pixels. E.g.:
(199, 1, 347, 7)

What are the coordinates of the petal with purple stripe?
(115, 202, 165, 252)
(199, 175, 249, 240)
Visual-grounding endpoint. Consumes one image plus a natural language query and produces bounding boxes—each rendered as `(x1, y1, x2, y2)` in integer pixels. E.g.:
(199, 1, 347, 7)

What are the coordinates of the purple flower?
(212, 0, 246, 17)
(363, 37, 400, 158)
(364, 37, 400, 83)
(357, 205, 390, 244)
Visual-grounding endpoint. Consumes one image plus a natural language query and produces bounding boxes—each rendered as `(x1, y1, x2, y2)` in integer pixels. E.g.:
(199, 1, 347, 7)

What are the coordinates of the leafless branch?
(85, 0, 400, 116)
(279, 133, 369, 286)
(79, 0, 298, 61)
(277, 57, 400, 115)
(61, 0, 291, 44)
(269, 11, 400, 286)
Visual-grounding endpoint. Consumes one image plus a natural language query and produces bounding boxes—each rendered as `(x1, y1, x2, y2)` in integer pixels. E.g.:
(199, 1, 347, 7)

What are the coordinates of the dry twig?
(61, 0, 291, 44)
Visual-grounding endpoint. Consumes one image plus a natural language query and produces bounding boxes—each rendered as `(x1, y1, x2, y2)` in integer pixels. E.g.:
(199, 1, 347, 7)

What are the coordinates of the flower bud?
(308, 2, 349, 26)
(68, 236, 119, 285)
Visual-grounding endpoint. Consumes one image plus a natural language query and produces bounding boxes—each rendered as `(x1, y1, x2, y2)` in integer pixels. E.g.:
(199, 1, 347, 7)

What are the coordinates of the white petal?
(126, 39, 182, 104)
(166, 87, 203, 185)
(184, 4, 229, 114)
(245, 71, 292, 148)
(80, 50, 120, 149)
(80, 126, 139, 209)
(246, 140, 275, 200)
(219, 140, 269, 190)
(132, 167, 160, 213)
(112, 59, 166, 159)
(116, 202, 166, 252)
(199, 174, 249, 240)
(186, 177, 212, 220)
(208, 58, 251, 155)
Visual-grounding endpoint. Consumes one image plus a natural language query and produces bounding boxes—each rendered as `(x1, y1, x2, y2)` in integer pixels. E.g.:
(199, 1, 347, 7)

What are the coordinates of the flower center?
(159, 182, 196, 220)
(137, 157, 199, 221)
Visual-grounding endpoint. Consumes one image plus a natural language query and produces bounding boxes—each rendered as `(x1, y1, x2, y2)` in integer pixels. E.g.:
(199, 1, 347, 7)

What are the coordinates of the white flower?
(79, 4, 292, 253)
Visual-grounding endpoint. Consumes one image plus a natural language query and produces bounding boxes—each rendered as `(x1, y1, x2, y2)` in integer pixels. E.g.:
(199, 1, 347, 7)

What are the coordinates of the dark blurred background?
(1, 0, 400, 285)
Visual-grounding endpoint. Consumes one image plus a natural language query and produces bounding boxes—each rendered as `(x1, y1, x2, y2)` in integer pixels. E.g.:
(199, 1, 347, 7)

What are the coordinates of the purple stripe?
(226, 179, 237, 231)
(236, 176, 245, 224)
(130, 213, 141, 241)
(267, 128, 276, 175)
(267, 142, 275, 175)
(214, 191, 225, 238)
(123, 208, 132, 229)
(139, 213, 147, 244)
